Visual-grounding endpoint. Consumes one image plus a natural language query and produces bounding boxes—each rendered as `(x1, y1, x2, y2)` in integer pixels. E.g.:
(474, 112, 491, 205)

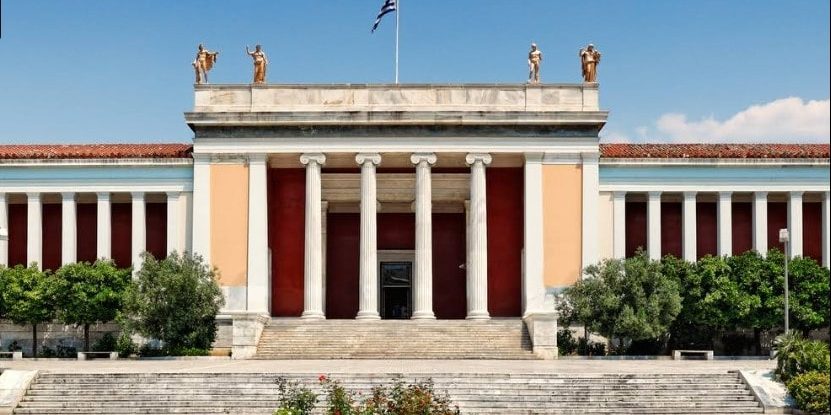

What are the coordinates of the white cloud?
(654, 97, 830, 143)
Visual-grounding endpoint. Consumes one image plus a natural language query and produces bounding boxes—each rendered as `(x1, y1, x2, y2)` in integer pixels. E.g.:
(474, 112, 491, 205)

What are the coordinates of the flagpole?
(395, 0, 400, 84)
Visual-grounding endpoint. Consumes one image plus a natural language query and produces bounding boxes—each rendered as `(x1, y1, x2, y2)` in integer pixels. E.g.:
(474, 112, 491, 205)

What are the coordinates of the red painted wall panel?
(697, 202, 717, 258)
(7, 204, 27, 266)
(111, 203, 132, 269)
(325, 213, 360, 319)
(377, 213, 415, 250)
(625, 202, 647, 257)
(269, 169, 306, 317)
(145, 202, 167, 260)
(433, 213, 467, 319)
(486, 168, 522, 317)
(661, 202, 682, 258)
(732, 202, 753, 255)
(803, 202, 822, 262)
(76, 204, 98, 263)
(41, 204, 61, 271)
(767, 202, 788, 254)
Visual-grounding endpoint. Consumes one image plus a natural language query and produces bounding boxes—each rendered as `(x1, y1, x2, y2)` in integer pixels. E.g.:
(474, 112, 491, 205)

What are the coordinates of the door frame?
(378, 250, 415, 319)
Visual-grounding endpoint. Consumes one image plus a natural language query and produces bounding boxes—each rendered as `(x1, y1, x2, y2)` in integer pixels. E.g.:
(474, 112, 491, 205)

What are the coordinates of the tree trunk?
(84, 324, 90, 352)
(32, 324, 38, 359)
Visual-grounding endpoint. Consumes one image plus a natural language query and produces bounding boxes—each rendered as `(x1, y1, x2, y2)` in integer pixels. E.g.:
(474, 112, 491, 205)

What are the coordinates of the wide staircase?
(15, 372, 765, 414)
(254, 319, 535, 359)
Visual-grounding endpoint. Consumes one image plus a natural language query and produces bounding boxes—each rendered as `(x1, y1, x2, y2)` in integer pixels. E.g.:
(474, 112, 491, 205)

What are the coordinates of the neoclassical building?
(0, 83, 828, 356)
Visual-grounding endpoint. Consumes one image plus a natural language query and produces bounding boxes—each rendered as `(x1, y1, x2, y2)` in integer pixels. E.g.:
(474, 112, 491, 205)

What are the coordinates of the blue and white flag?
(371, 0, 397, 32)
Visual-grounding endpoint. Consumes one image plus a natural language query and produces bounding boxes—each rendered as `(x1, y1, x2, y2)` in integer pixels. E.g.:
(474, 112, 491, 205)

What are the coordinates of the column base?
(465, 311, 490, 320)
(410, 311, 436, 320)
(300, 311, 326, 320)
(355, 311, 381, 320)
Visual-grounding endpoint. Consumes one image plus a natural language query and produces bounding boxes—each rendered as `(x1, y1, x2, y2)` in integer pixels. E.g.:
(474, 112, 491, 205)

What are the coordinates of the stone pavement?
(1, 358, 775, 374)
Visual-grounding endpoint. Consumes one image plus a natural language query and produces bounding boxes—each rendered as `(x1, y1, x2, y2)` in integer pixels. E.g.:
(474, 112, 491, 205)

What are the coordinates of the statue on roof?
(579, 44, 601, 83)
(528, 43, 542, 84)
(192, 44, 218, 85)
(246, 44, 268, 84)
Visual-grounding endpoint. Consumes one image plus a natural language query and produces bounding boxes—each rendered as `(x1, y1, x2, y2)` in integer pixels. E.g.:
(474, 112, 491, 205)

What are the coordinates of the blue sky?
(0, 1, 828, 144)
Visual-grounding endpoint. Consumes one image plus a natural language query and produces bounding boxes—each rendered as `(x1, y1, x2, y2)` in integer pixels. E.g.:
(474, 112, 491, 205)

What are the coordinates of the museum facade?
(1, 84, 829, 326)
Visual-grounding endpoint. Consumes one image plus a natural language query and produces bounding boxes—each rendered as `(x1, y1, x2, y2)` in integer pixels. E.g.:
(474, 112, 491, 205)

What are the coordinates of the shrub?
(115, 331, 138, 358)
(557, 329, 578, 356)
(274, 377, 317, 415)
(577, 337, 606, 356)
(786, 254, 831, 334)
(0, 264, 59, 357)
(92, 333, 117, 352)
(319, 376, 356, 415)
(385, 379, 459, 415)
(774, 331, 831, 383)
(120, 252, 224, 351)
(54, 260, 131, 352)
(787, 371, 830, 415)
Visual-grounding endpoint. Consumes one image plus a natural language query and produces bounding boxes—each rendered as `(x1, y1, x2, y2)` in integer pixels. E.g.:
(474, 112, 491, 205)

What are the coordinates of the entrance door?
(380, 261, 412, 319)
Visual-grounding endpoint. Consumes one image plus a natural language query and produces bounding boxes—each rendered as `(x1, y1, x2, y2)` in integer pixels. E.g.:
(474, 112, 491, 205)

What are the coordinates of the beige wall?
(210, 164, 249, 287)
(598, 191, 614, 260)
(542, 164, 583, 288)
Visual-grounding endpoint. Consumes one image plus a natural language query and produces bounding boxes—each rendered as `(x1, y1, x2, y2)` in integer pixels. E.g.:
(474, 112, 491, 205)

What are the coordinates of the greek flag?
(371, 0, 397, 32)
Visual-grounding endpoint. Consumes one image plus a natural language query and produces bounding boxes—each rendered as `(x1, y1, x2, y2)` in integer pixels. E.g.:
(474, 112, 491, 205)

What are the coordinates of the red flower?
(318, 374, 327, 383)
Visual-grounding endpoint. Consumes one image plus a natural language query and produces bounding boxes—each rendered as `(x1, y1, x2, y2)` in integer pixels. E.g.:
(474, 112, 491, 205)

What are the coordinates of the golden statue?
(579, 44, 601, 83)
(192, 44, 218, 85)
(246, 44, 268, 84)
(528, 43, 542, 84)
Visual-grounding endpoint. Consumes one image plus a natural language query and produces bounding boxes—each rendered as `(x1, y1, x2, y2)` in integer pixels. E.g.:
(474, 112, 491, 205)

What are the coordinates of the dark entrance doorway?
(380, 261, 412, 319)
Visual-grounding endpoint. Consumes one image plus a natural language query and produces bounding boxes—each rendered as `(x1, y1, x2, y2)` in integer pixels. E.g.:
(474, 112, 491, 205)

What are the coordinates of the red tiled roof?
(0, 144, 193, 160)
(600, 144, 830, 159)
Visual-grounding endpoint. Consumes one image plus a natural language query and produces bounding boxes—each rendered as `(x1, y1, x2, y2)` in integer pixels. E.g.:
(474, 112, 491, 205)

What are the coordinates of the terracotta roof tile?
(0, 144, 193, 160)
(599, 144, 830, 159)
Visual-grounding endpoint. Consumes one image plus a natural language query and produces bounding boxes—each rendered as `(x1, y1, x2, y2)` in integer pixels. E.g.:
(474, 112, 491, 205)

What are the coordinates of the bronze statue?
(528, 43, 542, 84)
(246, 44, 268, 84)
(579, 44, 601, 83)
(192, 44, 218, 84)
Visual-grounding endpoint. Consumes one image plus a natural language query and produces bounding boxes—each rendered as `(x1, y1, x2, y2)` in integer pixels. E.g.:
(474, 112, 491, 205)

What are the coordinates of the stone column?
(97, 192, 112, 259)
(466, 153, 491, 320)
(356, 153, 382, 320)
(0, 193, 8, 267)
(682, 192, 698, 262)
(753, 192, 768, 256)
(61, 192, 77, 265)
(522, 153, 546, 316)
(26, 192, 42, 269)
(823, 192, 830, 268)
(247, 154, 270, 314)
(647, 191, 662, 260)
(612, 191, 626, 259)
(192, 154, 212, 265)
(166, 192, 182, 254)
(789, 191, 804, 257)
(717, 192, 733, 257)
(410, 153, 437, 320)
(581, 153, 600, 271)
(131, 192, 146, 272)
(300, 153, 326, 319)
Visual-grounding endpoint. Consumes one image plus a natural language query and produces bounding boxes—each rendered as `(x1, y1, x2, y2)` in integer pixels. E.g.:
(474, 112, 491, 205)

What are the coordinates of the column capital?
(131, 191, 145, 199)
(247, 153, 268, 164)
(166, 191, 182, 199)
(524, 152, 544, 163)
(465, 153, 492, 166)
(683, 191, 697, 200)
(26, 192, 41, 200)
(300, 153, 326, 166)
(96, 192, 111, 201)
(754, 191, 769, 198)
(647, 191, 662, 199)
(718, 191, 733, 198)
(410, 152, 437, 166)
(612, 191, 627, 200)
(61, 192, 76, 201)
(580, 152, 601, 163)
(355, 153, 382, 166)
(790, 191, 805, 197)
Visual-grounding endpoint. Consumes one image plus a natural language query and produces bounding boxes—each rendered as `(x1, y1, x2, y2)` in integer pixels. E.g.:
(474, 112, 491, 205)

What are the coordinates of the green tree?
(662, 255, 718, 350)
(784, 253, 830, 335)
(0, 264, 58, 357)
(54, 260, 131, 352)
(558, 252, 682, 353)
(729, 251, 783, 354)
(120, 252, 224, 352)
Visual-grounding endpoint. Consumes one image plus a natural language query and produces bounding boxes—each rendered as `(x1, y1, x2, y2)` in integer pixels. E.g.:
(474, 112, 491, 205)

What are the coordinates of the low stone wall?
(0, 320, 119, 356)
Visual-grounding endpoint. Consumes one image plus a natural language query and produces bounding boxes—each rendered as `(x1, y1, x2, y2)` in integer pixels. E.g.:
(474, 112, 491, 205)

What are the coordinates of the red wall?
(661, 202, 682, 258)
(8, 204, 27, 266)
(732, 202, 753, 255)
(625, 201, 647, 257)
(145, 202, 167, 260)
(378, 213, 415, 249)
(433, 213, 467, 319)
(767, 202, 788, 253)
(269, 169, 306, 317)
(803, 202, 822, 262)
(486, 168, 523, 317)
(111, 203, 132, 268)
(697, 202, 717, 258)
(76, 203, 98, 263)
(41, 204, 62, 271)
(325, 213, 360, 319)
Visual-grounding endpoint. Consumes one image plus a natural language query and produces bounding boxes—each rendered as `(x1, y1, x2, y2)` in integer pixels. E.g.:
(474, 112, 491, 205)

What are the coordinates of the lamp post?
(779, 228, 790, 334)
